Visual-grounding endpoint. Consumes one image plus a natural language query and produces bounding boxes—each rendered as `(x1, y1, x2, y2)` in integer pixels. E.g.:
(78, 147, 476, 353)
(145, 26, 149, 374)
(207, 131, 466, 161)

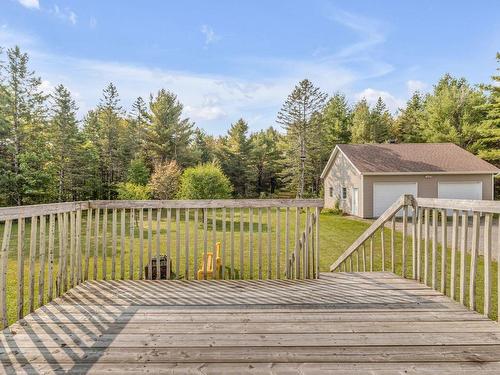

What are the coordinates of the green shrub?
(177, 163, 233, 199)
(127, 158, 150, 185)
(116, 182, 152, 200)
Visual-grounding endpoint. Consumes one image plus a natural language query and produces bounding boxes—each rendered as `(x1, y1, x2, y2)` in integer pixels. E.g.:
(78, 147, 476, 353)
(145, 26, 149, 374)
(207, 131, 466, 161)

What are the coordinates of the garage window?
(329, 187, 333, 197)
(341, 187, 347, 200)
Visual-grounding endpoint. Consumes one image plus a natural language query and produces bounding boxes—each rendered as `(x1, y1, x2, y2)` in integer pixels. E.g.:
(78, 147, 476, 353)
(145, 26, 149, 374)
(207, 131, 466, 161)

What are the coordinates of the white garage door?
(438, 181, 482, 200)
(373, 182, 418, 217)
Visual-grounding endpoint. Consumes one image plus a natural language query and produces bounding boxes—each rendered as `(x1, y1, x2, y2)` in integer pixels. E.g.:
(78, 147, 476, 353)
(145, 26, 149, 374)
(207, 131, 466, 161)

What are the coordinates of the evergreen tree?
(48, 84, 82, 201)
(251, 127, 282, 196)
(370, 97, 392, 143)
(143, 89, 193, 167)
(277, 79, 327, 197)
(473, 53, 500, 167)
(394, 92, 427, 143)
(322, 92, 352, 146)
(191, 128, 216, 164)
(421, 74, 486, 150)
(351, 99, 371, 143)
(0, 46, 49, 205)
(217, 118, 254, 197)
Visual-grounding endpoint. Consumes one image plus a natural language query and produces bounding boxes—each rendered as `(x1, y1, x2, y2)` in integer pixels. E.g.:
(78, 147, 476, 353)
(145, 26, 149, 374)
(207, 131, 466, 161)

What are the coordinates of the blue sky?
(1, 0, 499, 134)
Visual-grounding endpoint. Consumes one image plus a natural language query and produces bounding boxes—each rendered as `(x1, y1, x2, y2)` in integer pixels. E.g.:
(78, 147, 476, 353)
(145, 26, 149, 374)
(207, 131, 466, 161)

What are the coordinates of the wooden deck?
(2, 272, 500, 374)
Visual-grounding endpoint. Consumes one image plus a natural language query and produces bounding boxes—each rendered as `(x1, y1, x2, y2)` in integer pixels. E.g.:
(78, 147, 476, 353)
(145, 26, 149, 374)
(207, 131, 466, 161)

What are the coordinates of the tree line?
(0, 46, 498, 206)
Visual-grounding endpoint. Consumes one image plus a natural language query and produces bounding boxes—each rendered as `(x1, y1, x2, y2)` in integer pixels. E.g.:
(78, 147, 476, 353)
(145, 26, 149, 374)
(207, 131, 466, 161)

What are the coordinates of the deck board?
(1, 272, 499, 374)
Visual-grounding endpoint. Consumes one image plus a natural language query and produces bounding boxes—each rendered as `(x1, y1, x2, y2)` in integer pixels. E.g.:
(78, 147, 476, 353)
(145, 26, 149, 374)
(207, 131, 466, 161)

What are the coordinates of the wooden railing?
(331, 194, 500, 320)
(0, 199, 322, 328)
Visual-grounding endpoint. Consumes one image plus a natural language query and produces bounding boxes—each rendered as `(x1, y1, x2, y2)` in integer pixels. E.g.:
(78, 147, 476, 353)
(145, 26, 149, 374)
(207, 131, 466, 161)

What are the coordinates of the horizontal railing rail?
(0, 199, 322, 329)
(331, 194, 500, 321)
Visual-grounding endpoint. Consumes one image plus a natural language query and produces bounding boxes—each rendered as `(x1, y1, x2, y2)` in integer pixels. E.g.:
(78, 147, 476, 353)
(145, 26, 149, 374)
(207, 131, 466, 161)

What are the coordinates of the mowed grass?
(1, 209, 498, 325)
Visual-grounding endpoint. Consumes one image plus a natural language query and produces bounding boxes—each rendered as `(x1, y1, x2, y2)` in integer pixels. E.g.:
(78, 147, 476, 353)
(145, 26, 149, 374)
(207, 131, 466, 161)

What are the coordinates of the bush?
(177, 163, 233, 199)
(127, 158, 150, 185)
(116, 182, 151, 200)
(148, 160, 182, 199)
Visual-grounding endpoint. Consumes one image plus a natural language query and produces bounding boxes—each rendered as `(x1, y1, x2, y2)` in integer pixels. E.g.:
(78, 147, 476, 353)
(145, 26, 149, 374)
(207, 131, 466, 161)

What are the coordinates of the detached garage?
(321, 143, 498, 218)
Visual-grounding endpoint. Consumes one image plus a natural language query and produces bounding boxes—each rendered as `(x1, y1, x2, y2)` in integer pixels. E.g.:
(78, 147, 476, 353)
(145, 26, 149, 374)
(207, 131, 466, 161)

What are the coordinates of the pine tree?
(143, 89, 193, 167)
(351, 99, 371, 143)
(48, 84, 81, 201)
(394, 92, 426, 143)
(217, 118, 254, 197)
(277, 79, 327, 197)
(0, 46, 49, 205)
(370, 97, 392, 143)
(251, 127, 282, 196)
(322, 92, 352, 146)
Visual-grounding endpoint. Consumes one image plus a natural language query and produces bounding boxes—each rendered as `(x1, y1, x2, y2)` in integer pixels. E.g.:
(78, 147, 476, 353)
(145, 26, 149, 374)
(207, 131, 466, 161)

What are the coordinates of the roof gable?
(321, 143, 499, 177)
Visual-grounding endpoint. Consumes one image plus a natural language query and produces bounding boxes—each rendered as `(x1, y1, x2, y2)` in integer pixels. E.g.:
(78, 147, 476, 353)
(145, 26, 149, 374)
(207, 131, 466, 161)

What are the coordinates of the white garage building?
(321, 143, 498, 218)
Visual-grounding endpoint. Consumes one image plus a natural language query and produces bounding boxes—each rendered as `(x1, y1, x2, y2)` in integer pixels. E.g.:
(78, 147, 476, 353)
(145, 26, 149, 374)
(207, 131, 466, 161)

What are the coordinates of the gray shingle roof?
(331, 143, 499, 174)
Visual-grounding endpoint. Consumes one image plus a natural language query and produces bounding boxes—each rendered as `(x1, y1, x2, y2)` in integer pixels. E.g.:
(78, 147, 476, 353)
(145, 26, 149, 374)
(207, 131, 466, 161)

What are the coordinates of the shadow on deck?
(2, 272, 500, 374)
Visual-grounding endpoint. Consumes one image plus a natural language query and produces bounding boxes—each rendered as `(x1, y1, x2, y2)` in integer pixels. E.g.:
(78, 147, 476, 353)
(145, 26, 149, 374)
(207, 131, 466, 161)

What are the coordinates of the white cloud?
(51, 5, 77, 25)
(200, 25, 220, 47)
(406, 79, 428, 94)
(355, 88, 405, 113)
(17, 0, 39, 10)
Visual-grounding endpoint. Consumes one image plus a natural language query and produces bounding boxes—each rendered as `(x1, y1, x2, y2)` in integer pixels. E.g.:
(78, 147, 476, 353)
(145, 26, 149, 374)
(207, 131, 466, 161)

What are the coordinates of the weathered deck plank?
(1, 272, 499, 374)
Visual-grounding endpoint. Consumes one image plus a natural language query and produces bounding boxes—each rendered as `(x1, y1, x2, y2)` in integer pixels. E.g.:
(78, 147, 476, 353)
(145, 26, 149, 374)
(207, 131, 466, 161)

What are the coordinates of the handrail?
(416, 197, 500, 213)
(329, 194, 414, 271)
(0, 201, 89, 221)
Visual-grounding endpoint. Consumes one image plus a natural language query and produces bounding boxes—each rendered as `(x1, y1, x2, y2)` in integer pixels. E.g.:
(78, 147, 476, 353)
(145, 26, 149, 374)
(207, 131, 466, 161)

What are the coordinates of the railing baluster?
(315, 207, 320, 279)
(129, 209, 135, 280)
(93, 208, 100, 280)
(121, 208, 126, 280)
(249, 208, 254, 279)
(230, 208, 235, 279)
(112, 208, 117, 280)
(47, 214, 55, 302)
(28, 216, 37, 312)
(267, 207, 272, 279)
(258, 208, 262, 280)
(221, 207, 226, 279)
(304, 208, 310, 278)
(193, 208, 199, 280)
(138, 208, 143, 280)
(85, 208, 92, 281)
(70, 211, 75, 287)
(177, 208, 182, 279)
(355, 249, 359, 271)
(432, 208, 438, 289)
(370, 236, 374, 272)
(391, 216, 395, 273)
(483, 213, 492, 317)
(469, 211, 480, 310)
(239, 208, 244, 280)
(185, 208, 190, 280)
(440, 209, 447, 294)
(285, 207, 290, 278)
(497, 216, 500, 323)
(211, 208, 216, 279)
(0, 219, 12, 329)
(459, 210, 468, 305)
(381, 224, 385, 271)
(156, 208, 161, 280)
(402, 206, 408, 278)
(416, 208, 422, 281)
(57, 213, 63, 295)
(167, 208, 172, 280)
(102, 208, 108, 280)
(38, 215, 46, 306)
(424, 208, 430, 285)
(202, 208, 207, 280)
(450, 210, 459, 300)
(362, 243, 366, 272)
(276, 207, 281, 279)
(147, 208, 153, 280)
(17, 217, 25, 319)
(294, 207, 300, 279)
(412, 206, 417, 279)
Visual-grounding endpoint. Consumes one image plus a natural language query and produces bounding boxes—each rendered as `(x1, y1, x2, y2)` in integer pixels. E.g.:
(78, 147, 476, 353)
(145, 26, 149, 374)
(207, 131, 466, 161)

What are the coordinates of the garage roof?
(321, 143, 499, 177)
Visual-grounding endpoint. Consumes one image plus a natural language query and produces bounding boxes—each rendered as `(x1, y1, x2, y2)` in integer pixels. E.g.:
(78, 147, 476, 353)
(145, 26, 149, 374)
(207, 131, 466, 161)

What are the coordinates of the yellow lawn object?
(197, 242, 222, 280)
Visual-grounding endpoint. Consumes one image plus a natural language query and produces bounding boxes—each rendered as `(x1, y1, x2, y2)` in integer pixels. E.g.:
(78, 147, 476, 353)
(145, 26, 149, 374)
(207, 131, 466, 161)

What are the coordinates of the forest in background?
(0, 46, 498, 206)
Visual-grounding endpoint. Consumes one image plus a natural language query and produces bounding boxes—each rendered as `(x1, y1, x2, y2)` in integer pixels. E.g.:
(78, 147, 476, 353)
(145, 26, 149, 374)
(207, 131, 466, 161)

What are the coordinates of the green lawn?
(1, 210, 498, 325)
